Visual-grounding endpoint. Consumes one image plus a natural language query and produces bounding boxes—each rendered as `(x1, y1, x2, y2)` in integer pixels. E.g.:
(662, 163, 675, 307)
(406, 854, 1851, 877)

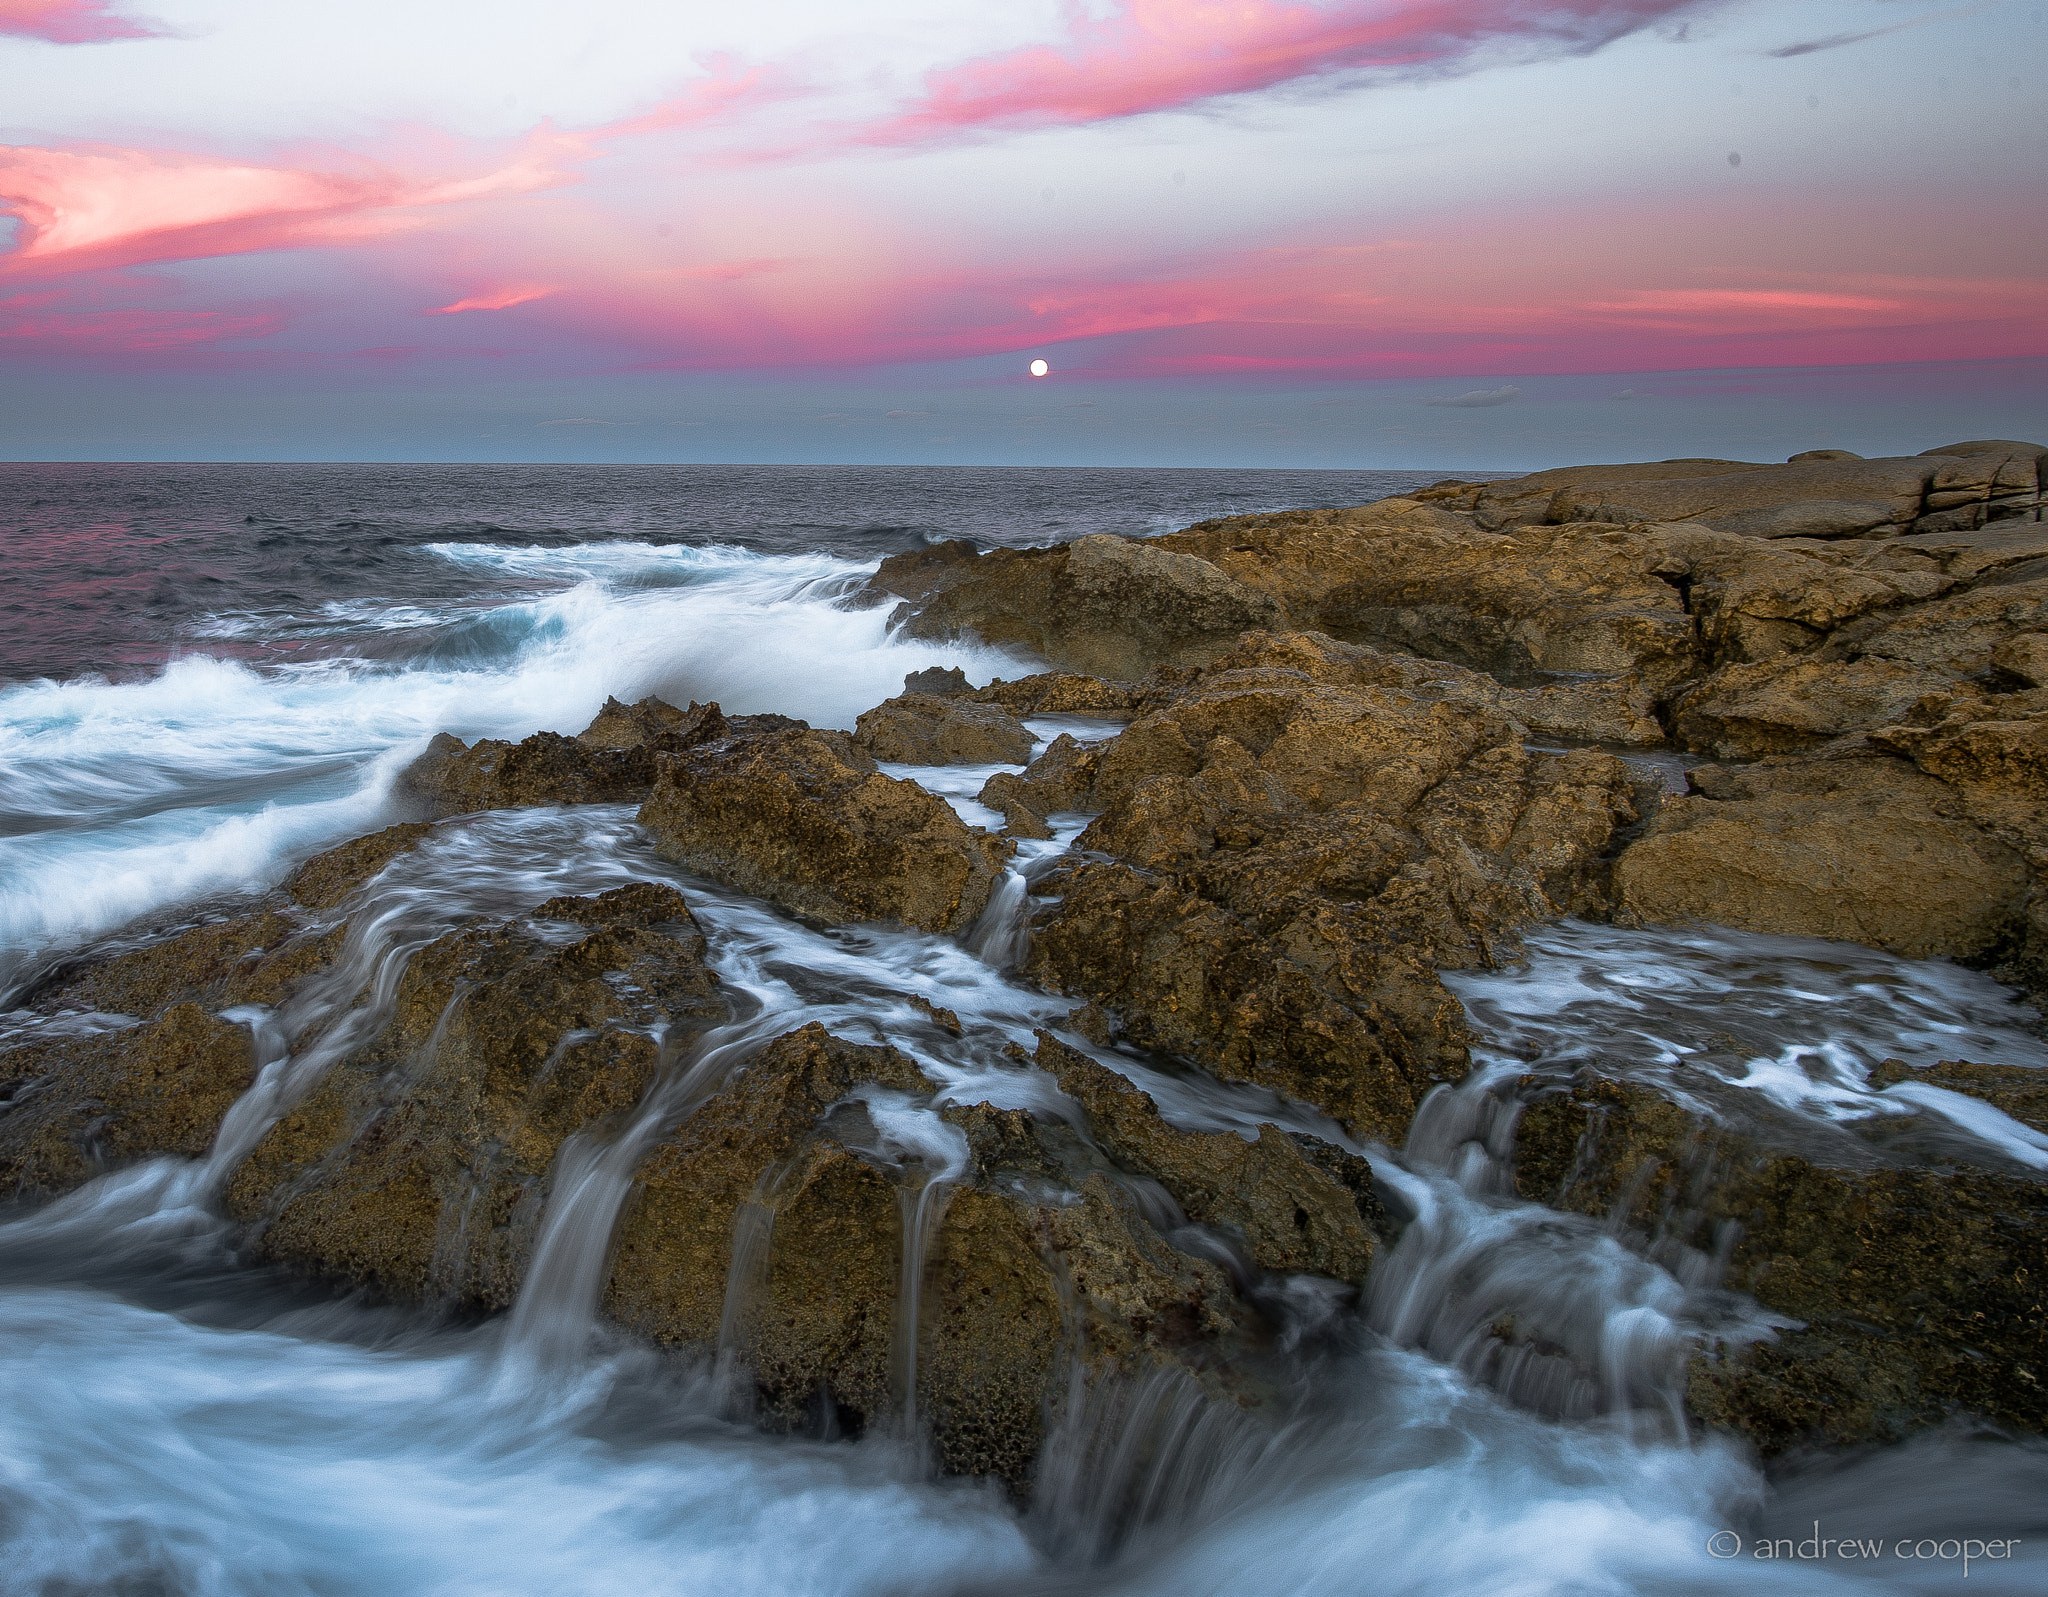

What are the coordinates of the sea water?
(2, 463, 2045, 1595)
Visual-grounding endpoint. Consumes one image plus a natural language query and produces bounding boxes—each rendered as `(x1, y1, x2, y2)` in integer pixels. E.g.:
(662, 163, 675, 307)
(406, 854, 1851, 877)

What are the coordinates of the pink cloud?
(0, 132, 579, 277)
(0, 0, 155, 44)
(876, 0, 1710, 137)
(427, 283, 559, 314)
(0, 303, 285, 354)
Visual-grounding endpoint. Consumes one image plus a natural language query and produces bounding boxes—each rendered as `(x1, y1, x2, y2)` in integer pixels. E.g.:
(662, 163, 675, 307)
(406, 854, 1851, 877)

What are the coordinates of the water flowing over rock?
(637, 725, 1012, 935)
(0, 1003, 256, 1195)
(610, 1023, 1377, 1485)
(1013, 632, 1646, 1140)
(11, 441, 2048, 1523)
(1512, 1073, 2048, 1453)
(224, 880, 725, 1305)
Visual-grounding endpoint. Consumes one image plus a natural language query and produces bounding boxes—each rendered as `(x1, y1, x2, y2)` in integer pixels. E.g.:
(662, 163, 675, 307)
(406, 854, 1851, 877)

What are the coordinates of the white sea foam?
(0, 546, 1034, 992)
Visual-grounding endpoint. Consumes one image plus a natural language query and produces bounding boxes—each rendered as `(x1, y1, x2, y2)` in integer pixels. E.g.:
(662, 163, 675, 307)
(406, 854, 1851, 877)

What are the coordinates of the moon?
(1029, 358, 1049, 377)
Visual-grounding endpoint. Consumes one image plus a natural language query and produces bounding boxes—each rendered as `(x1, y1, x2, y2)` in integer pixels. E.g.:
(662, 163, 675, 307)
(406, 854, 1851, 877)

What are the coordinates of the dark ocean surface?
(0, 462, 1470, 683)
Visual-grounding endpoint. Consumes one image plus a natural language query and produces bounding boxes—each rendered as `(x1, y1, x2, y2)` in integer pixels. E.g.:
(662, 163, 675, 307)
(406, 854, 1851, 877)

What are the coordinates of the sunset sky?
(3, 0, 2043, 467)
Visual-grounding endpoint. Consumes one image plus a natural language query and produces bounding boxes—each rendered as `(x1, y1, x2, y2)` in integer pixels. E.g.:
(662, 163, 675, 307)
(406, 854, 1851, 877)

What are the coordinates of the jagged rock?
(869, 482, 2048, 706)
(1014, 633, 1646, 1140)
(1157, 507, 1701, 688)
(0, 1003, 255, 1196)
(1995, 632, 2048, 687)
(852, 693, 1035, 765)
(637, 726, 1011, 934)
(1511, 1074, 2048, 1453)
(610, 1023, 1282, 1485)
(577, 695, 726, 750)
(398, 731, 654, 815)
(1823, 574, 2048, 676)
(901, 666, 972, 698)
(283, 822, 437, 909)
(225, 882, 724, 1305)
(871, 533, 1283, 681)
(25, 907, 338, 1022)
(1671, 657, 1973, 760)
(972, 672, 1139, 717)
(398, 698, 730, 815)
(1614, 755, 2030, 960)
(1037, 1032, 1380, 1278)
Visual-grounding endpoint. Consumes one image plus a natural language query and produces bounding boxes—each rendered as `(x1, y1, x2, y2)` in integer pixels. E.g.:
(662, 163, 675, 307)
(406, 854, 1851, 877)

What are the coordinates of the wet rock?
(1614, 754, 2030, 961)
(1036, 1032, 1380, 1278)
(852, 693, 1035, 766)
(610, 1023, 1276, 1486)
(972, 673, 1140, 718)
(577, 695, 727, 751)
(399, 731, 655, 815)
(0, 1003, 256, 1196)
(1016, 633, 1646, 1140)
(1511, 1074, 2048, 1453)
(901, 666, 973, 698)
(284, 822, 437, 910)
(30, 907, 338, 1022)
(871, 534, 1283, 681)
(637, 726, 1011, 934)
(399, 698, 730, 815)
(1867, 1059, 2048, 1135)
(225, 881, 724, 1306)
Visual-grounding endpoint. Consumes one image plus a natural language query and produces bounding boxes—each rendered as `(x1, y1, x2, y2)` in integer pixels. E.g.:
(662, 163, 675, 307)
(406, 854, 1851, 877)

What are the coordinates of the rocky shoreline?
(4, 439, 2044, 1487)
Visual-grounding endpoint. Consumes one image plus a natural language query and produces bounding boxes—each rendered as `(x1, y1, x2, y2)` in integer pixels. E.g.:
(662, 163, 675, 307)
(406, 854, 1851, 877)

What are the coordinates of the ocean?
(2, 462, 2043, 1596)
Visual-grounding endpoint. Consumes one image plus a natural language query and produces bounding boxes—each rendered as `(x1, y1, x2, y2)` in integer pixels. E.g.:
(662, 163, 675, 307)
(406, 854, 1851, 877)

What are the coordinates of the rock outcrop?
(1002, 632, 1646, 1140)
(226, 881, 726, 1304)
(611, 1023, 1381, 1484)
(1614, 754, 2031, 960)
(637, 724, 1012, 934)
(397, 697, 731, 815)
(13, 437, 2048, 1489)
(0, 1003, 257, 1195)
(852, 692, 1035, 766)
(1512, 1074, 2048, 1454)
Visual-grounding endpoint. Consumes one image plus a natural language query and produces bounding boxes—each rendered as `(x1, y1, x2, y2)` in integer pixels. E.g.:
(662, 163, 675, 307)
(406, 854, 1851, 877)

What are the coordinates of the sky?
(1, 0, 2044, 469)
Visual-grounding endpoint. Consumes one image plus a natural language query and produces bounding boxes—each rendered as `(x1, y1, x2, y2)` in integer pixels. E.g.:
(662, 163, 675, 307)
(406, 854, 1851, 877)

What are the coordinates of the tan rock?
(1672, 657, 1971, 760)
(637, 726, 1011, 934)
(870, 533, 1282, 682)
(1037, 1032, 1378, 1279)
(1614, 756, 2029, 958)
(971, 671, 1139, 717)
(1993, 632, 2048, 688)
(284, 822, 436, 909)
(852, 693, 1035, 765)
(226, 881, 725, 1306)
(1017, 634, 1646, 1140)
(0, 1003, 256, 1196)
(611, 1024, 1284, 1484)
(1829, 576, 2048, 675)
(577, 695, 726, 750)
